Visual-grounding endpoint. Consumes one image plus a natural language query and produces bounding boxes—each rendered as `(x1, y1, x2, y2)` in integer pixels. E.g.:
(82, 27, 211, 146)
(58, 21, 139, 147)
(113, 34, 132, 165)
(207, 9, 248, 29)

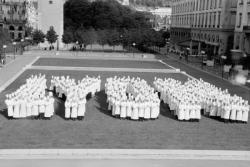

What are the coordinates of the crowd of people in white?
(4, 74, 101, 121)
(105, 76, 161, 121)
(5, 74, 54, 120)
(50, 75, 101, 120)
(4, 74, 249, 123)
(154, 78, 249, 123)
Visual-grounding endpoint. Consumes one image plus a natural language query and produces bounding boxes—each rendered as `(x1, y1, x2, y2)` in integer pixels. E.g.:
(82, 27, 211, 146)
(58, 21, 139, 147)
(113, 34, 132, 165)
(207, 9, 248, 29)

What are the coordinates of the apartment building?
(170, 0, 237, 59)
(0, 0, 27, 40)
(234, 0, 250, 54)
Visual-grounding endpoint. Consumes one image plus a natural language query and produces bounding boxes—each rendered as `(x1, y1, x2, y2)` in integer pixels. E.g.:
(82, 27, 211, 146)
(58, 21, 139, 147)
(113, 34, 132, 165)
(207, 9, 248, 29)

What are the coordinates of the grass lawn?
(33, 58, 170, 69)
(0, 69, 249, 150)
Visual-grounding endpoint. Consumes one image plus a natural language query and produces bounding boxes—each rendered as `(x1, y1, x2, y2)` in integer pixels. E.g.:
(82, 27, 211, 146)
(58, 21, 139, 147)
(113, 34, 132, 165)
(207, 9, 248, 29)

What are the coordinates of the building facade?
(171, 0, 238, 59)
(37, 0, 65, 49)
(0, 0, 27, 40)
(25, 0, 38, 30)
(234, 0, 250, 54)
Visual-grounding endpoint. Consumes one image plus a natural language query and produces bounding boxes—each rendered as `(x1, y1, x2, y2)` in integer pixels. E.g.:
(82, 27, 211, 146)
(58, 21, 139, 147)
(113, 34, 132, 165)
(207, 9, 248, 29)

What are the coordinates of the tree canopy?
(63, 0, 167, 51)
(32, 29, 45, 45)
(46, 27, 58, 46)
(0, 28, 11, 53)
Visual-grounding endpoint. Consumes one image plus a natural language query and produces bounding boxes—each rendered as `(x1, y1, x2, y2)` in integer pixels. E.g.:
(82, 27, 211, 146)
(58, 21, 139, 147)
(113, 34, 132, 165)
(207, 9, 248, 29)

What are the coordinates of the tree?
(96, 29, 108, 50)
(88, 28, 97, 50)
(46, 27, 58, 47)
(107, 29, 120, 50)
(0, 28, 11, 58)
(62, 30, 74, 44)
(32, 29, 45, 45)
(74, 28, 96, 50)
(24, 26, 33, 38)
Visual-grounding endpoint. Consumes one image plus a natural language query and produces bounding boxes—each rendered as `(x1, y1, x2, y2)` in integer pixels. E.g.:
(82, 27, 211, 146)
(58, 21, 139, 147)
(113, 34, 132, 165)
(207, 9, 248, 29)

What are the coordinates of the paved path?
(157, 55, 250, 102)
(0, 56, 39, 93)
(0, 159, 249, 167)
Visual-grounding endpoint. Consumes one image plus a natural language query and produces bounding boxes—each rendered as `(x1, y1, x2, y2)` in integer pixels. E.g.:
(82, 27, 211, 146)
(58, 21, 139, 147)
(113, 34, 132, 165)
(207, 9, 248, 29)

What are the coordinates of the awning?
(178, 40, 199, 48)
(205, 41, 220, 46)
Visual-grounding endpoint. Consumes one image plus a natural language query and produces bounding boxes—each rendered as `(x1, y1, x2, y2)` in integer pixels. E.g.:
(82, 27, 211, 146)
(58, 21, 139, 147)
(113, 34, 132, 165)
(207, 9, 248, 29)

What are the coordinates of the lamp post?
(76, 41, 79, 56)
(221, 55, 227, 78)
(186, 47, 190, 63)
(132, 42, 136, 58)
(120, 35, 125, 56)
(2, 45, 7, 65)
(21, 39, 24, 55)
(25, 37, 30, 51)
(201, 50, 205, 69)
(12, 42, 17, 59)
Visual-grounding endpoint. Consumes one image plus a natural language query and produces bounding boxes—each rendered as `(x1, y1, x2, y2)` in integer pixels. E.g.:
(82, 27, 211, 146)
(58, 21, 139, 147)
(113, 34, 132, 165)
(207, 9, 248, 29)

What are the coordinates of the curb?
(38, 56, 158, 62)
(0, 149, 249, 160)
(29, 66, 180, 74)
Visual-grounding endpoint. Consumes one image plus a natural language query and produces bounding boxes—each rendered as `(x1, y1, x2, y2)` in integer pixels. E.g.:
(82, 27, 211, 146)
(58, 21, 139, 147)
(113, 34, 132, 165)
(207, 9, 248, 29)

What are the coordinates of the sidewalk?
(0, 149, 249, 160)
(155, 54, 250, 102)
(169, 53, 229, 79)
(0, 55, 38, 93)
(156, 48, 250, 86)
(23, 50, 156, 60)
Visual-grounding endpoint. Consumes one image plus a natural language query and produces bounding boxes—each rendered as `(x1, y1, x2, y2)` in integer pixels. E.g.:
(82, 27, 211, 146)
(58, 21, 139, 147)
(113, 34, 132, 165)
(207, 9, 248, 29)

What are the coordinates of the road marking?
(158, 59, 176, 69)
(29, 66, 182, 74)
(158, 60, 196, 80)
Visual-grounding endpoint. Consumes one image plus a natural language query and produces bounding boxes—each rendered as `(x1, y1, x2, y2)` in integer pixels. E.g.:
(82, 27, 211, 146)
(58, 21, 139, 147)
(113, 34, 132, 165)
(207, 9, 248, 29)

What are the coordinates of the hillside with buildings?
(129, 0, 172, 8)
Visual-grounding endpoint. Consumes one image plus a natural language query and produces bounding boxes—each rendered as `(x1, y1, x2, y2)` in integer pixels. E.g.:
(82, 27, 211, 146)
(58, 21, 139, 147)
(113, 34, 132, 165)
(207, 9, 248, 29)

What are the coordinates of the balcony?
(4, 19, 26, 25)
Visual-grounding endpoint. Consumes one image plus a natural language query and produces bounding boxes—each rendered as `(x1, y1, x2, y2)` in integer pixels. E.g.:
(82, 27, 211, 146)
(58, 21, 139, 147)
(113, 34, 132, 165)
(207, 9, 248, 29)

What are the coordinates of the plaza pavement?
(0, 55, 39, 93)
(156, 54, 250, 102)
(0, 149, 250, 160)
(0, 51, 250, 162)
(1, 159, 250, 167)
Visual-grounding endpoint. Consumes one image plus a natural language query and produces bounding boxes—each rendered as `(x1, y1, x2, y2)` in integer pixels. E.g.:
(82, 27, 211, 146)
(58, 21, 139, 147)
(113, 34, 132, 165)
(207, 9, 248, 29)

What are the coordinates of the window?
(248, 13, 250, 26)
(239, 0, 243, 5)
(10, 32, 14, 39)
(231, 12, 236, 26)
(217, 12, 221, 28)
(18, 33, 22, 39)
(9, 25, 15, 31)
(213, 12, 216, 27)
(18, 26, 23, 31)
(209, 12, 212, 27)
(238, 13, 242, 28)
(219, 0, 222, 8)
(205, 13, 207, 27)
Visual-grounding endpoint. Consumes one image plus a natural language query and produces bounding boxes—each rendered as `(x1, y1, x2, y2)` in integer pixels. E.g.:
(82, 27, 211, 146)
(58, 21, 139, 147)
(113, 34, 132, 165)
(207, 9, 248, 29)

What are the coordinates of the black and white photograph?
(0, 0, 250, 166)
